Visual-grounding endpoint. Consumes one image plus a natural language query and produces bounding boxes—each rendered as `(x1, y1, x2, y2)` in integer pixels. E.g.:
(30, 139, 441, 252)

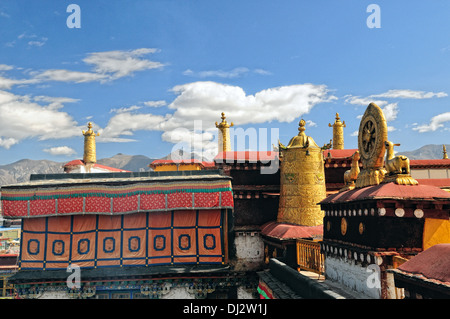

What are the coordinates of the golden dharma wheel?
(357, 103, 388, 169)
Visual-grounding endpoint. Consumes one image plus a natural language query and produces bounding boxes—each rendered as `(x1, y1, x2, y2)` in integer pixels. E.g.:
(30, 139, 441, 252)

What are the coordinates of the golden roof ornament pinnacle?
(82, 122, 99, 164)
(215, 112, 234, 129)
(328, 112, 346, 150)
(284, 118, 319, 149)
(215, 112, 233, 153)
(444, 145, 449, 159)
(298, 119, 306, 134)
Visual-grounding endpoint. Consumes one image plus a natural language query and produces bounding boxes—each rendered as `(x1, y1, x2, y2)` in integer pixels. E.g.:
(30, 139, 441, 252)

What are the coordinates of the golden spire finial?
(298, 119, 306, 134)
(82, 122, 99, 164)
(285, 118, 319, 149)
(444, 145, 449, 159)
(215, 112, 233, 153)
(328, 112, 346, 150)
(215, 112, 234, 129)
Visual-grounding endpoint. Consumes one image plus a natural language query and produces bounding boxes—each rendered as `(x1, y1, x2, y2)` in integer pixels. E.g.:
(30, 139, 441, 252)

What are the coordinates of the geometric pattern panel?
(19, 209, 227, 270)
(2, 180, 233, 218)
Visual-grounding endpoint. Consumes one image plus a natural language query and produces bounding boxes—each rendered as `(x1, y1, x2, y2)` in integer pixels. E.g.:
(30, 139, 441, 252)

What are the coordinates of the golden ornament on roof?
(215, 112, 234, 153)
(277, 118, 326, 226)
(341, 150, 360, 191)
(355, 103, 388, 188)
(286, 119, 319, 149)
(82, 122, 99, 164)
(383, 140, 418, 185)
(328, 113, 346, 150)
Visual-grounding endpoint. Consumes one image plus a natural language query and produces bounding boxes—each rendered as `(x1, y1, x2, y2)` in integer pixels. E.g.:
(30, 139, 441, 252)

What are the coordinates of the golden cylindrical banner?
(82, 122, 99, 164)
(277, 120, 326, 226)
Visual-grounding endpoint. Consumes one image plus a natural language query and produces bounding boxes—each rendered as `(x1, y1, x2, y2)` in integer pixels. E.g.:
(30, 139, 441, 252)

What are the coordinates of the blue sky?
(0, 1, 449, 165)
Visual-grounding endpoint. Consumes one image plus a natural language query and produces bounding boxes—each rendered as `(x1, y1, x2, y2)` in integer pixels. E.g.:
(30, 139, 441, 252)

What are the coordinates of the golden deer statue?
(340, 151, 360, 191)
(384, 141, 410, 175)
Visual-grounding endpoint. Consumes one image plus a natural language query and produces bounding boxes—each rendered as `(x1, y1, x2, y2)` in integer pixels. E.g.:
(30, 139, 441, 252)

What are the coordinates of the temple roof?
(416, 178, 450, 189)
(323, 149, 358, 159)
(64, 159, 130, 172)
(392, 244, 450, 286)
(214, 151, 278, 163)
(260, 221, 323, 240)
(149, 159, 215, 168)
(410, 159, 450, 169)
(320, 181, 450, 204)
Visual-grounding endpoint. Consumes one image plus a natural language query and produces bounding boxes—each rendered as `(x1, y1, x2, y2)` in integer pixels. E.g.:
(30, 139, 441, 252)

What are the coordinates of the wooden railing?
(296, 239, 324, 275)
(0, 275, 14, 299)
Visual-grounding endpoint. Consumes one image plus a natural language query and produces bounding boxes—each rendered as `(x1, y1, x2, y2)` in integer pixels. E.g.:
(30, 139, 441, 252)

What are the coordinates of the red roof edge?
(63, 159, 130, 172)
(214, 151, 277, 162)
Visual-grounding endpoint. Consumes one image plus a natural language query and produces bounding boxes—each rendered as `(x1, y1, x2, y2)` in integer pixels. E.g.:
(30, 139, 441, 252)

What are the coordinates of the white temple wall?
(233, 231, 264, 271)
(324, 256, 381, 299)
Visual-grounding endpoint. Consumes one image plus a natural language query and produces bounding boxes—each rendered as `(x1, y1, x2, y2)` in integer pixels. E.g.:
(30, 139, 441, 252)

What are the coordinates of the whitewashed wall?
(324, 256, 381, 299)
(233, 231, 264, 271)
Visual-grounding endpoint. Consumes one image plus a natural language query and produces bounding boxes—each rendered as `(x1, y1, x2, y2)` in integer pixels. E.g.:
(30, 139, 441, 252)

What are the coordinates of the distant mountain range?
(0, 145, 448, 186)
(0, 153, 155, 186)
(0, 149, 209, 186)
(398, 144, 449, 161)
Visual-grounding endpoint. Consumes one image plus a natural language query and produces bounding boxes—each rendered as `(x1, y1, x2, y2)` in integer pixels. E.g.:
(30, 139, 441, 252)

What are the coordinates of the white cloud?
(9, 48, 165, 86)
(253, 69, 272, 75)
(143, 100, 166, 107)
(43, 146, 76, 156)
(381, 103, 399, 122)
(387, 126, 397, 132)
(345, 89, 446, 130)
(158, 81, 336, 159)
(0, 64, 13, 71)
(83, 48, 164, 81)
(28, 37, 48, 47)
(305, 120, 317, 127)
(162, 128, 218, 161)
(0, 90, 80, 148)
(370, 89, 447, 99)
(183, 67, 272, 79)
(92, 81, 336, 159)
(183, 67, 249, 79)
(166, 81, 336, 130)
(10, 32, 48, 48)
(412, 112, 450, 132)
(344, 95, 388, 107)
(0, 137, 18, 149)
(34, 69, 107, 83)
(0, 75, 39, 90)
(110, 105, 142, 114)
(98, 112, 166, 143)
(33, 96, 79, 110)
